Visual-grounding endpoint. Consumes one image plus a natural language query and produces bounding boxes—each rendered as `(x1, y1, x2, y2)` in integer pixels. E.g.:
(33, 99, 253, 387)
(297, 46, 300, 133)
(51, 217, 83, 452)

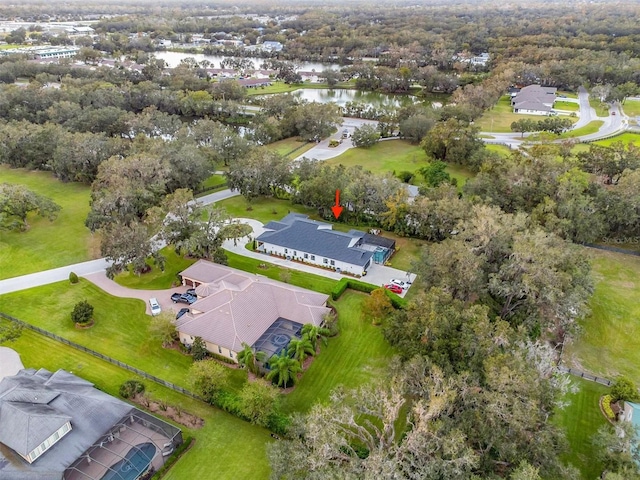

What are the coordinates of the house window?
(218, 346, 222, 354)
(323, 258, 328, 264)
(284, 248, 288, 254)
(293, 251, 297, 256)
(330, 260, 335, 266)
(229, 351, 234, 358)
(304, 253, 308, 259)
(311, 255, 315, 261)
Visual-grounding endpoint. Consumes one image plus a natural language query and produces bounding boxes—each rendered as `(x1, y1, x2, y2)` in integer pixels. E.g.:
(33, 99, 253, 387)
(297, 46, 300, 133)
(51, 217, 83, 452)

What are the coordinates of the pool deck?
(65, 420, 171, 480)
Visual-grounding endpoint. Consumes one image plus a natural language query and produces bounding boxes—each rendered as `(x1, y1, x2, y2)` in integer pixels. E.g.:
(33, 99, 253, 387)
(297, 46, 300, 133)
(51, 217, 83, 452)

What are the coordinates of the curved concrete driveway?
(223, 218, 417, 296)
(0, 347, 24, 381)
(83, 272, 190, 316)
(294, 117, 378, 161)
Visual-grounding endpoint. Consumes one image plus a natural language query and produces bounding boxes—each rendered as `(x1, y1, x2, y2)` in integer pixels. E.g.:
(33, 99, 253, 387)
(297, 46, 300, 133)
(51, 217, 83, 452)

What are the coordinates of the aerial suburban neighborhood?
(0, 0, 639, 479)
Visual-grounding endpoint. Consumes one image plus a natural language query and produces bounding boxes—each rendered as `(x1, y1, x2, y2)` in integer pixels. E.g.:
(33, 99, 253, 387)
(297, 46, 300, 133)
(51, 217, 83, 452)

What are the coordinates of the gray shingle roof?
(257, 216, 374, 267)
(177, 261, 331, 352)
(0, 368, 136, 479)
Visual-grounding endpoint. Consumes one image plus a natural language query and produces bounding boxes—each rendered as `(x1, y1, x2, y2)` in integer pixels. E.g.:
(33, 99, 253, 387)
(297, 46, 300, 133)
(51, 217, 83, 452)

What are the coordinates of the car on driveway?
(389, 279, 410, 290)
(384, 284, 403, 294)
(186, 288, 197, 296)
(149, 298, 161, 316)
(171, 292, 197, 305)
(176, 308, 190, 320)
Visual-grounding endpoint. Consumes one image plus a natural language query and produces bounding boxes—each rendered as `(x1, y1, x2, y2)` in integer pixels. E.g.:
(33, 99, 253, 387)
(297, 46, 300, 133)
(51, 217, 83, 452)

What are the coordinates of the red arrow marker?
(331, 189, 344, 219)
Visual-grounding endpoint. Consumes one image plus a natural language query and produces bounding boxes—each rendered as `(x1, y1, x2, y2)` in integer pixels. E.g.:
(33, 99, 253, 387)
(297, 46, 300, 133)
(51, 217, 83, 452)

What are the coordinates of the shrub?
(69, 272, 79, 284)
(396, 171, 414, 183)
(71, 300, 94, 325)
(191, 336, 208, 361)
(611, 376, 640, 403)
(119, 380, 145, 399)
(602, 394, 615, 420)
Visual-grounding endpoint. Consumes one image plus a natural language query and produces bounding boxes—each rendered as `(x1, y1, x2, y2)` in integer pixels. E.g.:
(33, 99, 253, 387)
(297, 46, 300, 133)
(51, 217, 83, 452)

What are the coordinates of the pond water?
(154, 51, 339, 72)
(285, 88, 420, 109)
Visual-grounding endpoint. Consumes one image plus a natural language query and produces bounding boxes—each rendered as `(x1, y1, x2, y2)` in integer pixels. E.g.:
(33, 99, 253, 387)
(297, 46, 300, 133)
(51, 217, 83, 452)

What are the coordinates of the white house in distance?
(176, 260, 331, 361)
(511, 84, 557, 115)
(255, 214, 396, 277)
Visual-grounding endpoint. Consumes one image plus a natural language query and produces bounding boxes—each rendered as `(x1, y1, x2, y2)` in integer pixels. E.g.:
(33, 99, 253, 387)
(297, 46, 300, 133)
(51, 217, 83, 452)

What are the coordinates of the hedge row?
(331, 277, 408, 309)
(213, 390, 290, 436)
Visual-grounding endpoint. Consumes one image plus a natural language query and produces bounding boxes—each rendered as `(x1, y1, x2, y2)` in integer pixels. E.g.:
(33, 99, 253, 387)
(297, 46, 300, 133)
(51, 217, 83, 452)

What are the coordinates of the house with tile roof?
(255, 214, 395, 277)
(0, 368, 182, 480)
(177, 260, 331, 361)
(511, 84, 557, 115)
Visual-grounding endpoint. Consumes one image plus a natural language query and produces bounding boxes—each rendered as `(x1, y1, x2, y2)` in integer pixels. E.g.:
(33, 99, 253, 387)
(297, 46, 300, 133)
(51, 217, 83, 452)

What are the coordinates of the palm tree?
(301, 323, 331, 352)
(237, 342, 266, 376)
(266, 351, 302, 388)
(287, 337, 315, 367)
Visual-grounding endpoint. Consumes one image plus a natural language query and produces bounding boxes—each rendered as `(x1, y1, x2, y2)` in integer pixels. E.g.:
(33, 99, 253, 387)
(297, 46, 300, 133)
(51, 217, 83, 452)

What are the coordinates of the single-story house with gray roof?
(0, 368, 182, 480)
(256, 214, 395, 276)
(512, 84, 557, 115)
(177, 260, 331, 361)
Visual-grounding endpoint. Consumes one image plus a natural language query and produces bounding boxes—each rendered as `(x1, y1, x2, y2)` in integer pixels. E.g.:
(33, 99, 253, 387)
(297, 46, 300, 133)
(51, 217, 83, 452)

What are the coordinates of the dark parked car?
(171, 292, 197, 305)
(186, 288, 197, 296)
(176, 308, 190, 320)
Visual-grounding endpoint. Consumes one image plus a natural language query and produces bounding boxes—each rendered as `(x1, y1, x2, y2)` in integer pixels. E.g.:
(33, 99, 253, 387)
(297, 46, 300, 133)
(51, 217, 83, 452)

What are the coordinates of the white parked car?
(149, 298, 162, 316)
(389, 279, 410, 290)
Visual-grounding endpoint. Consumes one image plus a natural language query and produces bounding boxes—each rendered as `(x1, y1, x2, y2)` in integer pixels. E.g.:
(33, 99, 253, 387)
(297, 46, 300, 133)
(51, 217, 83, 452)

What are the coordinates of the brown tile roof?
(177, 261, 330, 352)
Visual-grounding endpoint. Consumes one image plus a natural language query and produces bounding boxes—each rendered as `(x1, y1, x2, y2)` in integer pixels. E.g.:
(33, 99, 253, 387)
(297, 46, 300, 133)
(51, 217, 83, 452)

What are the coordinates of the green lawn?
(199, 173, 227, 191)
(326, 139, 473, 186)
(283, 291, 397, 412)
(564, 249, 640, 384)
(560, 120, 604, 139)
(589, 97, 610, 117)
(1, 322, 272, 480)
(558, 91, 579, 99)
(115, 246, 197, 289)
(0, 279, 199, 389)
(265, 137, 315, 159)
(485, 144, 514, 158)
(0, 166, 97, 279)
(554, 101, 580, 112)
(622, 100, 640, 118)
(553, 377, 608, 479)
(216, 196, 317, 224)
(592, 132, 640, 147)
(476, 95, 541, 133)
(227, 251, 338, 295)
(217, 195, 426, 274)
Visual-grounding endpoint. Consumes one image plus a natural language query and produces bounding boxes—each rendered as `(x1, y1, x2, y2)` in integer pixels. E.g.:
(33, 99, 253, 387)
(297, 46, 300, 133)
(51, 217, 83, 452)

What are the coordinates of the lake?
(286, 88, 418, 108)
(154, 51, 339, 72)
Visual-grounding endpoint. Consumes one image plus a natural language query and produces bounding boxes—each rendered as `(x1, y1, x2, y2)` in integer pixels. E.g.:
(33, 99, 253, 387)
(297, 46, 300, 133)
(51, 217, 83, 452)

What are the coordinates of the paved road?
(481, 87, 627, 146)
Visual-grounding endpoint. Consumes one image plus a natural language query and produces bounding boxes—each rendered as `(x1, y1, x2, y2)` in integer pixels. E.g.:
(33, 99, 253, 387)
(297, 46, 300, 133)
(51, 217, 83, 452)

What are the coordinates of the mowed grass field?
(622, 100, 640, 117)
(476, 95, 541, 133)
(592, 132, 640, 147)
(564, 249, 640, 384)
(284, 291, 397, 412)
(265, 137, 315, 159)
(0, 321, 273, 480)
(0, 166, 97, 279)
(553, 377, 608, 480)
(326, 139, 474, 186)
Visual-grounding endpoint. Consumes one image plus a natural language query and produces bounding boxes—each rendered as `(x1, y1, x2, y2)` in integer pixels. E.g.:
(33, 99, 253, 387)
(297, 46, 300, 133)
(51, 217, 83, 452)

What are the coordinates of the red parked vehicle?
(384, 284, 403, 294)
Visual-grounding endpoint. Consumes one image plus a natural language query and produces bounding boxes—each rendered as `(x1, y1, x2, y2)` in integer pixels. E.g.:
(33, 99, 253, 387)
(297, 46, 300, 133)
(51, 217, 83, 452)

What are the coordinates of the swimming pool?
(100, 442, 156, 480)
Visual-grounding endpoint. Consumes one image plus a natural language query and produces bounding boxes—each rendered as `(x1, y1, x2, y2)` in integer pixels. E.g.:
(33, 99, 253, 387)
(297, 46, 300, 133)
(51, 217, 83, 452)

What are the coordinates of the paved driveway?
(83, 272, 191, 316)
(0, 347, 24, 381)
(294, 117, 378, 161)
(222, 218, 417, 297)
